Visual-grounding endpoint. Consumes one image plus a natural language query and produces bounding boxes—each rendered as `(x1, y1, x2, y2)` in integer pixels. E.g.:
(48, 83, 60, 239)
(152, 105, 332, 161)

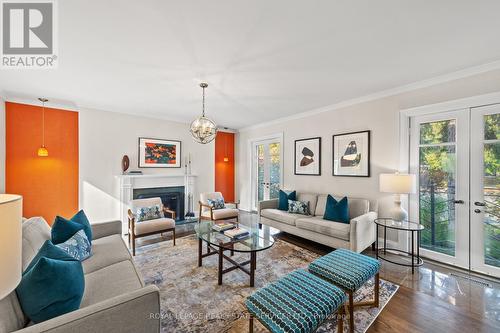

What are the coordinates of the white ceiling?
(2, 0, 500, 129)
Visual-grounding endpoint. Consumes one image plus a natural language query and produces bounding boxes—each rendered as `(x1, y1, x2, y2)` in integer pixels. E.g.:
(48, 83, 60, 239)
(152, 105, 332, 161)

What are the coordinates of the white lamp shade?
(0, 194, 22, 300)
(379, 173, 416, 194)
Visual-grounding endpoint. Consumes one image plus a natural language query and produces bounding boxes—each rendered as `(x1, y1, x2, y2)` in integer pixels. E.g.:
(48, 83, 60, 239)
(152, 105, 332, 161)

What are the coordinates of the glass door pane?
(418, 120, 457, 256)
(257, 144, 265, 203)
(483, 139, 499, 268)
(269, 142, 281, 200)
(252, 137, 283, 211)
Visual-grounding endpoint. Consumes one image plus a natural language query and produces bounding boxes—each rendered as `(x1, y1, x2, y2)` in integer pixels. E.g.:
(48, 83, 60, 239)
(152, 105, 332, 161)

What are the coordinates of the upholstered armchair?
(127, 197, 176, 256)
(199, 192, 239, 223)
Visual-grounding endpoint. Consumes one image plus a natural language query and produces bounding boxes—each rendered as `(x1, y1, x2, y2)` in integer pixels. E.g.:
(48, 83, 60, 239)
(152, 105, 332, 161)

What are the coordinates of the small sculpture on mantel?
(121, 155, 130, 174)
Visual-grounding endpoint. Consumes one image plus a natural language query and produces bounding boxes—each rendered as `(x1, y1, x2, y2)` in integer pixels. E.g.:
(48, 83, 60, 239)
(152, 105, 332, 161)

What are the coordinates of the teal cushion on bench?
(245, 269, 346, 333)
(309, 248, 380, 291)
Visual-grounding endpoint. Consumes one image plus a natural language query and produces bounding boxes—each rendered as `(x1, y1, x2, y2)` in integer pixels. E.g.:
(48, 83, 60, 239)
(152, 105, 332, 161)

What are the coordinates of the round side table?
(374, 218, 424, 274)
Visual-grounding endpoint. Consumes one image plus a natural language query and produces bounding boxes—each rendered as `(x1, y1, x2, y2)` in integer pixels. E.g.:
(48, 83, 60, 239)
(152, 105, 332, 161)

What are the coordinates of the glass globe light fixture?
(190, 83, 217, 144)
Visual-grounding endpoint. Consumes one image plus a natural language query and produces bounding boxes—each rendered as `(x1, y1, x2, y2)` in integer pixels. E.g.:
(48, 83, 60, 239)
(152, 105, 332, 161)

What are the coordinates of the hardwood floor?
(134, 212, 500, 333)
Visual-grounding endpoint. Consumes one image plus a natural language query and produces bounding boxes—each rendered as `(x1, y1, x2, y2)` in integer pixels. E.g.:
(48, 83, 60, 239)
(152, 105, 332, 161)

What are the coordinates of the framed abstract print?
(294, 137, 321, 175)
(332, 130, 370, 177)
(138, 137, 181, 168)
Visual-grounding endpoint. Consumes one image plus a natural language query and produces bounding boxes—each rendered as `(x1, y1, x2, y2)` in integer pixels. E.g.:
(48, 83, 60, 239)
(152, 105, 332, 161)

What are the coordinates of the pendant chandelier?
(190, 82, 217, 144)
(37, 98, 49, 157)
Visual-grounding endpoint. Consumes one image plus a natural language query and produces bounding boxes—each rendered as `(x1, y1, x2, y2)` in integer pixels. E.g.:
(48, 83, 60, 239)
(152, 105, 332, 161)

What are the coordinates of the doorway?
(250, 134, 283, 212)
(409, 105, 499, 277)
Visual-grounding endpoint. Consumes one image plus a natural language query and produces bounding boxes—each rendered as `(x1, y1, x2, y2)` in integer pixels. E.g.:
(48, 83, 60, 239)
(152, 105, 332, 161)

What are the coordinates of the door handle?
(474, 209, 482, 214)
(454, 200, 464, 204)
(474, 202, 486, 206)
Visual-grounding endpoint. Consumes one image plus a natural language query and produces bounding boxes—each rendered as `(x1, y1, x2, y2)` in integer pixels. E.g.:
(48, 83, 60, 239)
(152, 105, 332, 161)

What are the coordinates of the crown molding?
(239, 59, 500, 132)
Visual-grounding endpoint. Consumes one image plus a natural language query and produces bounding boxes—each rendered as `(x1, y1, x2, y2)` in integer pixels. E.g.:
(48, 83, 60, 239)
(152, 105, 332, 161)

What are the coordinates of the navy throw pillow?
(16, 241, 85, 323)
(278, 190, 296, 211)
(323, 195, 349, 223)
(52, 210, 92, 245)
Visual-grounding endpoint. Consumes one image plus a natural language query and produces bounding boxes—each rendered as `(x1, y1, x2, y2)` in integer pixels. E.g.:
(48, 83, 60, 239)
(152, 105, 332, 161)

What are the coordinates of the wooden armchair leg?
(131, 234, 136, 256)
(173, 228, 176, 246)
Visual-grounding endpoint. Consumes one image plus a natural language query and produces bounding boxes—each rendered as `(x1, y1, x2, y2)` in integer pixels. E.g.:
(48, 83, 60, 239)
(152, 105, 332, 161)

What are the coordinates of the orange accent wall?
(215, 132, 235, 202)
(6, 102, 79, 224)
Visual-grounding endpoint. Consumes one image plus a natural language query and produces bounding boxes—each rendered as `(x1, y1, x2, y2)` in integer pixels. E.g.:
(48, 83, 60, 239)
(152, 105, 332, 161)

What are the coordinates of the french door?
(410, 105, 500, 277)
(251, 137, 283, 211)
(470, 105, 500, 277)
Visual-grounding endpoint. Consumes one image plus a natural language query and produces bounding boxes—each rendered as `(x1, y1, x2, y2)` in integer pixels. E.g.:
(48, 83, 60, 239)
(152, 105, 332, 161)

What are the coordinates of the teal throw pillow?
(16, 241, 85, 323)
(135, 204, 163, 222)
(278, 190, 296, 211)
(288, 200, 310, 215)
(52, 210, 92, 245)
(207, 198, 225, 210)
(56, 229, 92, 261)
(323, 195, 350, 223)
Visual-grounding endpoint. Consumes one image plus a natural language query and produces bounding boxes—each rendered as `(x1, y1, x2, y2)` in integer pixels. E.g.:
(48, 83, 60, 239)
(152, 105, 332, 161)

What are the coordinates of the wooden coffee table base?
(198, 238, 257, 287)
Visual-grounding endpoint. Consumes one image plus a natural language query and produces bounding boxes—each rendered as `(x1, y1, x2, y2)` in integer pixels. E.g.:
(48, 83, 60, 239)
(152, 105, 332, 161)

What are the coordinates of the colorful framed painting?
(138, 137, 181, 168)
(332, 130, 370, 177)
(294, 137, 321, 175)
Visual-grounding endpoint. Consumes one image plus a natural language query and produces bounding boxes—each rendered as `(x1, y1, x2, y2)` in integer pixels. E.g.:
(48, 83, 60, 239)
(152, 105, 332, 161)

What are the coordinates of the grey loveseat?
(0, 217, 160, 333)
(259, 193, 377, 252)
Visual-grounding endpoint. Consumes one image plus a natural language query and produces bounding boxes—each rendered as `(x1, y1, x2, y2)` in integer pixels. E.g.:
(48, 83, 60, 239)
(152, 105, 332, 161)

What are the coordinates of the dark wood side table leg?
(411, 230, 415, 274)
(250, 251, 256, 287)
(375, 225, 379, 259)
(198, 238, 202, 267)
(218, 246, 223, 285)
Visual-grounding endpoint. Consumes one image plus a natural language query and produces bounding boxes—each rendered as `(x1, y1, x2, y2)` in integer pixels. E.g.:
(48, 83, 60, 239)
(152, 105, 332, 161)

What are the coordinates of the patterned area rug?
(134, 235, 398, 333)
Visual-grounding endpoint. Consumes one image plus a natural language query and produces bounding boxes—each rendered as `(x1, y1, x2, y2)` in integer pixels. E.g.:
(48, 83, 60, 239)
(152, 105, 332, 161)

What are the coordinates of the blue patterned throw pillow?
(56, 229, 92, 261)
(288, 200, 310, 215)
(135, 204, 163, 222)
(207, 198, 225, 210)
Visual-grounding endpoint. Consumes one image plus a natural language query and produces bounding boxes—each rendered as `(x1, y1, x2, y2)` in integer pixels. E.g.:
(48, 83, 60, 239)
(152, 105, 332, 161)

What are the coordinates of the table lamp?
(379, 173, 416, 221)
(0, 194, 22, 300)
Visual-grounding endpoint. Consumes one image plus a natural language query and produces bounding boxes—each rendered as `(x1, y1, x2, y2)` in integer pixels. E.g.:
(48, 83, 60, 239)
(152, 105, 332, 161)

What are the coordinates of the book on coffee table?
(212, 223, 235, 232)
(224, 228, 250, 239)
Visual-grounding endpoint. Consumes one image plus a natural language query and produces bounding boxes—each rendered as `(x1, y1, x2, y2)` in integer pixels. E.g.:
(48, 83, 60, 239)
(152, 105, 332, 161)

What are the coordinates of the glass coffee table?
(195, 221, 275, 287)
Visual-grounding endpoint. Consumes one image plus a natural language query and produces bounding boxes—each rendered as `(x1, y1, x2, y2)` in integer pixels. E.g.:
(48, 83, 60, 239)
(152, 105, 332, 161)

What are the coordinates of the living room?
(1, 1, 499, 333)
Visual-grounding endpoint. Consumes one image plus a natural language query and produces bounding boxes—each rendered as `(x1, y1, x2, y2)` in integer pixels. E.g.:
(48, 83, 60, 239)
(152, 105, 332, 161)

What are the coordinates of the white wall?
(236, 69, 500, 218)
(79, 108, 214, 222)
(0, 97, 5, 193)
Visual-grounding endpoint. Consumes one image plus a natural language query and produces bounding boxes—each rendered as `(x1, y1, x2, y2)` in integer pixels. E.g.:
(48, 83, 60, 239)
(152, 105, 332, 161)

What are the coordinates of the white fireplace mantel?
(116, 173, 198, 234)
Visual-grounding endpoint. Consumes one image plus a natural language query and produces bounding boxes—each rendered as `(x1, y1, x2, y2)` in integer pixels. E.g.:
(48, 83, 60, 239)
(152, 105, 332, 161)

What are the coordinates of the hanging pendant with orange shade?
(37, 98, 49, 157)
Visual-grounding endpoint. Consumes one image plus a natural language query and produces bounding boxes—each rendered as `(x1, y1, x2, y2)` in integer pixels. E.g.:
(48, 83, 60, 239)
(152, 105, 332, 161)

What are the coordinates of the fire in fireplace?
(133, 186, 185, 221)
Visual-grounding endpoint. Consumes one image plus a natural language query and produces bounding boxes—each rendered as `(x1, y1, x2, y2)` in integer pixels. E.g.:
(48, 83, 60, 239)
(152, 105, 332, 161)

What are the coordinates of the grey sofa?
(259, 193, 377, 252)
(0, 217, 160, 333)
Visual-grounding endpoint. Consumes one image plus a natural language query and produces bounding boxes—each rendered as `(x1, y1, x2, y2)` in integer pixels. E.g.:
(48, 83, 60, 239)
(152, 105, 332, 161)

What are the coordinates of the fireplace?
(133, 186, 185, 221)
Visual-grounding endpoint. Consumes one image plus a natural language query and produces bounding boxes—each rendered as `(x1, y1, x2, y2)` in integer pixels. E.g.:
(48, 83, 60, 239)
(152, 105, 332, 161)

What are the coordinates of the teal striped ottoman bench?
(245, 269, 346, 333)
(309, 249, 380, 333)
